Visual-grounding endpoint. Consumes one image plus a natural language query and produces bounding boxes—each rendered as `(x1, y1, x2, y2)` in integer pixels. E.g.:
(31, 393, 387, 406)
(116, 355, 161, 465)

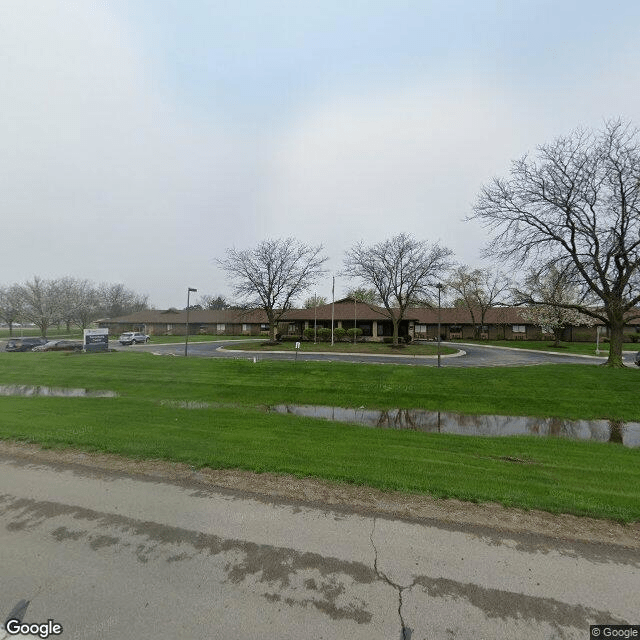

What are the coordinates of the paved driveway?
(125, 339, 638, 367)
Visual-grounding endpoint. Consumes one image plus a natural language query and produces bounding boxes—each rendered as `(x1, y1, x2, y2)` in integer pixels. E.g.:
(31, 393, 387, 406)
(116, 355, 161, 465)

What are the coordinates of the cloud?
(0, 3, 245, 305)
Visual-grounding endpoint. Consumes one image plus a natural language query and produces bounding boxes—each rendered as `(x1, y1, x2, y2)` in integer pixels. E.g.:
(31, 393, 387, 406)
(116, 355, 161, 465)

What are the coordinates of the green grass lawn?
(0, 327, 81, 339)
(137, 334, 252, 344)
(0, 352, 638, 522)
(224, 341, 458, 355)
(448, 339, 626, 357)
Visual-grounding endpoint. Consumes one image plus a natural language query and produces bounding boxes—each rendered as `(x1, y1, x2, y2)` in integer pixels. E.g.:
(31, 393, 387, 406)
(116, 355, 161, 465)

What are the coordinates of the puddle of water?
(269, 405, 640, 448)
(0, 385, 117, 398)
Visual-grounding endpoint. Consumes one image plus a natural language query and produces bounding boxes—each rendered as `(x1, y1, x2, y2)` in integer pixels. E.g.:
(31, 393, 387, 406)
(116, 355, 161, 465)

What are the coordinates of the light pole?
(437, 284, 443, 367)
(184, 287, 197, 357)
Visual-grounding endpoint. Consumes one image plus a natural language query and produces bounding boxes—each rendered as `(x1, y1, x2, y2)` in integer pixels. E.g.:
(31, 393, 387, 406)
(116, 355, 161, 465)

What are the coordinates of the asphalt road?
(124, 339, 639, 367)
(1, 451, 638, 640)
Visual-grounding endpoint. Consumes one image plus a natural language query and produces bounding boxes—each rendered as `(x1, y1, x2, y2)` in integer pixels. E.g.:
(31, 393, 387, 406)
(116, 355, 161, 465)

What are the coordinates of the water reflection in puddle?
(270, 404, 640, 448)
(0, 385, 117, 398)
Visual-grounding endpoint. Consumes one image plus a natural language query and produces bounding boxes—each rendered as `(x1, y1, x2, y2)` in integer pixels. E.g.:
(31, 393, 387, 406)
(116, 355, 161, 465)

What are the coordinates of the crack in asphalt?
(370, 517, 414, 640)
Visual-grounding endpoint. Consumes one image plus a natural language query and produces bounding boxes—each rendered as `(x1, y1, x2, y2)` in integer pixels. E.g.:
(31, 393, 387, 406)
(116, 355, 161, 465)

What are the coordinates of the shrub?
(317, 328, 332, 342)
(333, 327, 347, 342)
(303, 328, 316, 341)
(346, 328, 363, 341)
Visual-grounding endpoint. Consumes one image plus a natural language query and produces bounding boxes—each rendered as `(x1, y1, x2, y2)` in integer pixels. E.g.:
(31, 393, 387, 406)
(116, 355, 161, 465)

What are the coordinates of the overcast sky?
(2, 1, 640, 307)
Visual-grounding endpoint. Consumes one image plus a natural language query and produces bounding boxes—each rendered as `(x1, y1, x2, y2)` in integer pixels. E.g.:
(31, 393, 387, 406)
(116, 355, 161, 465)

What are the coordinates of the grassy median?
(0, 352, 639, 522)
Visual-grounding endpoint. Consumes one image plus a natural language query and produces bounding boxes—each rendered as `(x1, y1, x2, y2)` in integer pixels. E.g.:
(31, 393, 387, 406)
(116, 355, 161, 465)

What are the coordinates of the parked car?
(119, 332, 150, 345)
(32, 340, 84, 352)
(5, 337, 48, 352)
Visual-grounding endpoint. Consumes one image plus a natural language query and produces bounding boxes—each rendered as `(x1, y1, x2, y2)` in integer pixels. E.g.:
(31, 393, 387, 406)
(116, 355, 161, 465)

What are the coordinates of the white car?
(119, 332, 150, 345)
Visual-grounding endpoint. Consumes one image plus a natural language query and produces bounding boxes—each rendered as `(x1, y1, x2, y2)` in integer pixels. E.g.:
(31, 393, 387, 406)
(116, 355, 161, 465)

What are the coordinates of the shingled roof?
(102, 301, 639, 326)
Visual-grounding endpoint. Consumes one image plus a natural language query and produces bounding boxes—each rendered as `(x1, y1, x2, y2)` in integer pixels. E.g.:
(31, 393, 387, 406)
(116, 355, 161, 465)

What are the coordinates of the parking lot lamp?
(436, 283, 444, 368)
(184, 287, 197, 357)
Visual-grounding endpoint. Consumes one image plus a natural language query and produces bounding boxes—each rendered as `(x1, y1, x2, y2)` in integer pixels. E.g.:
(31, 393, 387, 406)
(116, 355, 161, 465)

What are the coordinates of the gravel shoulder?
(1, 440, 638, 550)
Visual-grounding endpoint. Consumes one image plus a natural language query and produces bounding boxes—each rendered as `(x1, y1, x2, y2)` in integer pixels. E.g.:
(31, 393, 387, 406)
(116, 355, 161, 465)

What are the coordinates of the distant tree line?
(0, 276, 148, 337)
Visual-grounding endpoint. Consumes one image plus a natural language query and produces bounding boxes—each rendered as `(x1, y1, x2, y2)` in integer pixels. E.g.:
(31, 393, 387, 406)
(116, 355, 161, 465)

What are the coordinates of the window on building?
(415, 324, 427, 334)
(260, 323, 269, 332)
(217, 323, 226, 332)
(242, 324, 250, 332)
(512, 325, 526, 333)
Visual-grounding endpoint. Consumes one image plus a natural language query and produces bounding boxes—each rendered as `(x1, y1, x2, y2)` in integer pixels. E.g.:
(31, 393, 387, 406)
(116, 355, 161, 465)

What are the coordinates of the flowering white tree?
(519, 267, 596, 346)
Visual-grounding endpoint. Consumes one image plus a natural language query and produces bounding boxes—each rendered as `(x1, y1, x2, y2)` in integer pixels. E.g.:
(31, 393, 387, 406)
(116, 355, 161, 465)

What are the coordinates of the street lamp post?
(437, 284, 442, 367)
(314, 292, 317, 344)
(184, 287, 197, 357)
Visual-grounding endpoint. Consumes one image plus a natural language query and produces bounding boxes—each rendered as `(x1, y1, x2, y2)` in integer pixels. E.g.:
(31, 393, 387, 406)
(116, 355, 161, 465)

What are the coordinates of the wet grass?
(0, 352, 639, 521)
(1, 351, 639, 420)
(0, 396, 638, 522)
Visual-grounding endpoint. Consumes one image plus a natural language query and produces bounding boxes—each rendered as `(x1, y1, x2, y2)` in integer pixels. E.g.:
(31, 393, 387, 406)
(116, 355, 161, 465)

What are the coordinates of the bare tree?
(98, 283, 149, 318)
(219, 238, 328, 342)
(344, 287, 380, 305)
(303, 295, 327, 308)
(198, 294, 230, 310)
(0, 285, 23, 336)
(447, 266, 511, 338)
(17, 277, 63, 338)
(68, 279, 102, 330)
(344, 233, 453, 345)
(471, 120, 640, 366)
(57, 276, 99, 332)
(516, 266, 596, 346)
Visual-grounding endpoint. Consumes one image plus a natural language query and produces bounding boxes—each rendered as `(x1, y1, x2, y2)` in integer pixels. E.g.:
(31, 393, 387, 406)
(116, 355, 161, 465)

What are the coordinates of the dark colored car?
(5, 337, 48, 352)
(32, 340, 84, 352)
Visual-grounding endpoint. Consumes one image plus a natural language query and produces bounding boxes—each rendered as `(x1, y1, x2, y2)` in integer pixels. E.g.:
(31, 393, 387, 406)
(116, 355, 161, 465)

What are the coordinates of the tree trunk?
(605, 318, 625, 367)
(38, 322, 49, 339)
(392, 318, 400, 345)
(267, 312, 277, 342)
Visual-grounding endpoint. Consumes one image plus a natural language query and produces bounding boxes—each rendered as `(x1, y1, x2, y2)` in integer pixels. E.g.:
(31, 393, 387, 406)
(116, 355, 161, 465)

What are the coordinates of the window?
(415, 324, 427, 334)
(260, 324, 269, 332)
(217, 323, 226, 332)
(242, 324, 250, 332)
(512, 325, 526, 333)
